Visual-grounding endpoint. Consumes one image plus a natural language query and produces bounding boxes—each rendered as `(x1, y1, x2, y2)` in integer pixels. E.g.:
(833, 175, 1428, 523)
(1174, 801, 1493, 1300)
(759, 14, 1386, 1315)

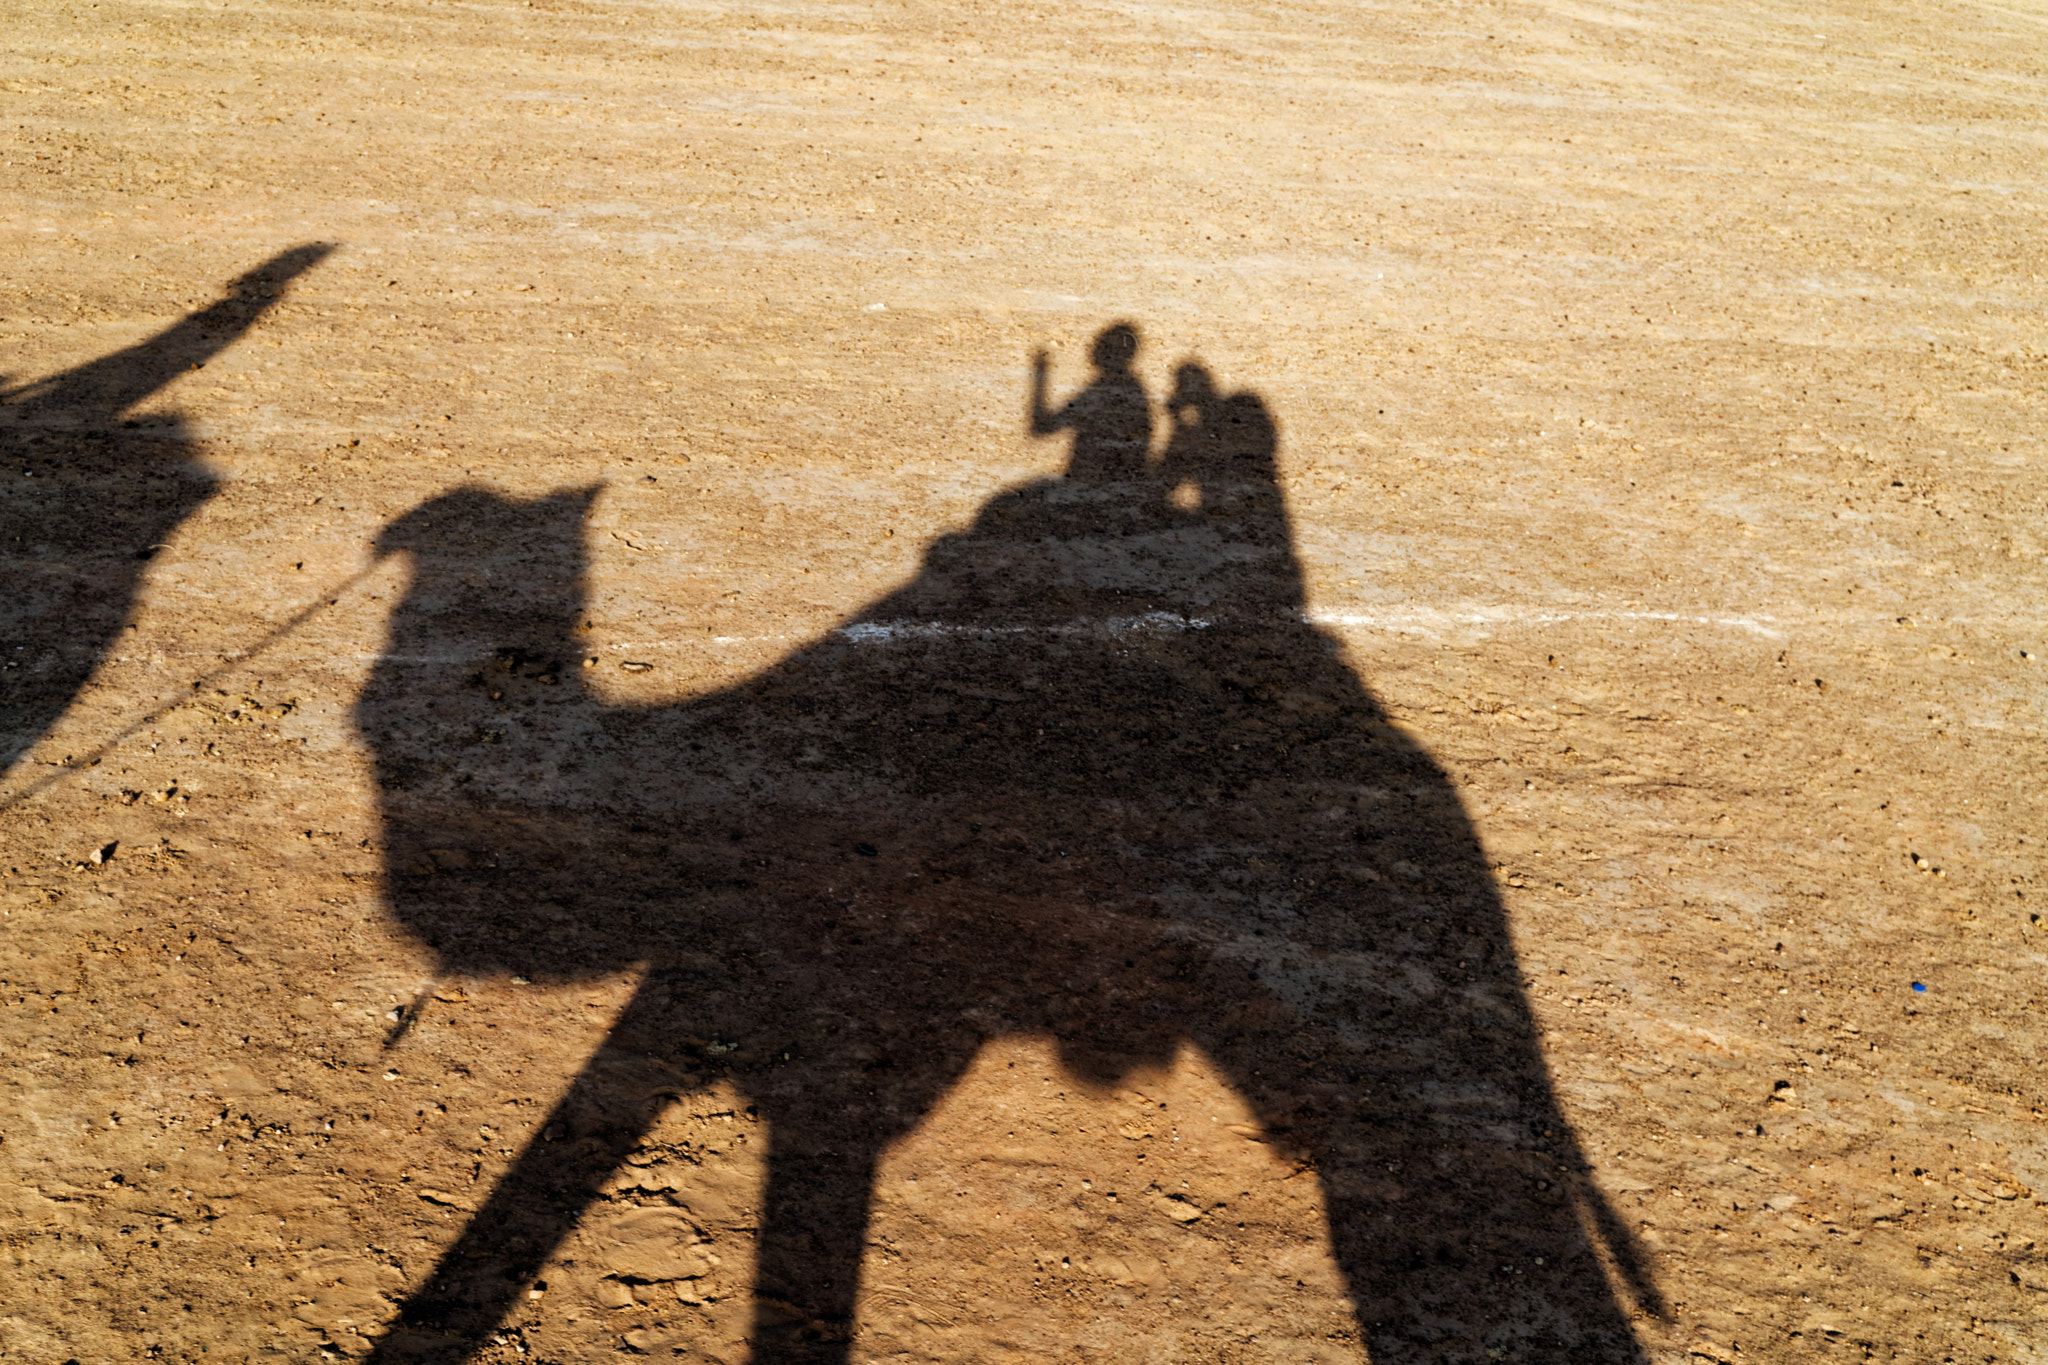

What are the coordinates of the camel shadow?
(0, 244, 332, 774)
(358, 325, 1661, 1363)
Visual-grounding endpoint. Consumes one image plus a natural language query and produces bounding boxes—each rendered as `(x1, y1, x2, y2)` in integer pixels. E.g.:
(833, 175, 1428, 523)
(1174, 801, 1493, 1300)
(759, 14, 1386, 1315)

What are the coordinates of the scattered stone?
(600, 1208, 718, 1281)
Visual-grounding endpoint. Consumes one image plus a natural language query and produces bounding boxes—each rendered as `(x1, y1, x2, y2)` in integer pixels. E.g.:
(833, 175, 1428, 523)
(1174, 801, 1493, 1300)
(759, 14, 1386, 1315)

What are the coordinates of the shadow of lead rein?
(0, 561, 380, 814)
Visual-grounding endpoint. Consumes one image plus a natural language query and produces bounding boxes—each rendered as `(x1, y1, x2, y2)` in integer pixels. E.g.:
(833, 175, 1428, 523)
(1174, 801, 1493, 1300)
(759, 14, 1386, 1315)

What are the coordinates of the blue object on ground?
(1911, 981, 1927, 992)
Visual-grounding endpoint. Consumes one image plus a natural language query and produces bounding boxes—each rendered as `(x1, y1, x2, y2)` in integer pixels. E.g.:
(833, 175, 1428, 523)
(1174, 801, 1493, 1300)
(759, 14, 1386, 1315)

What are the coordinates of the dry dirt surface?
(4, 0, 2048, 1361)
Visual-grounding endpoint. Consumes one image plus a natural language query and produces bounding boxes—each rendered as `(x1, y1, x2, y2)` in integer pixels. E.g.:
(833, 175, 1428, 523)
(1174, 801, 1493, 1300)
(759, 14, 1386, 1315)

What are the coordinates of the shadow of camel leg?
(1194, 1006, 1653, 1364)
(368, 970, 688, 1363)
(744, 1131, 882, 1365)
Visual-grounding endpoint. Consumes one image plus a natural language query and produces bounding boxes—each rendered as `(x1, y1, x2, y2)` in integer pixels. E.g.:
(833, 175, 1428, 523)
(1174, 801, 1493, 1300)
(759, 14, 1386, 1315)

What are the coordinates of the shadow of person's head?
(1162, 361, 1278, 487)
(1169, 359, 1217, 413)
(1090, 322, 1140, 374)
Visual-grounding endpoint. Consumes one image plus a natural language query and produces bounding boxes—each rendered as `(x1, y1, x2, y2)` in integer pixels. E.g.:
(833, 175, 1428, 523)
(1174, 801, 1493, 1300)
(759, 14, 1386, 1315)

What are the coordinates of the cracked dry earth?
(4, 0, 2048, 1362)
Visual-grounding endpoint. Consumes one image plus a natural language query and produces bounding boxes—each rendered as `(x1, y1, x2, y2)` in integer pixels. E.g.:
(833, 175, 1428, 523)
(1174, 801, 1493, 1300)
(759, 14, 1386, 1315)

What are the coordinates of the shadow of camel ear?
(554, 480, 605, 543)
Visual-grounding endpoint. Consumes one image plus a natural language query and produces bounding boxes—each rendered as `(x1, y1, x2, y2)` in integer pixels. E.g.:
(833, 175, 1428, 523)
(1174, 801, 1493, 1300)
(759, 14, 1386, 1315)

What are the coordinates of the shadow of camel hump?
(0, 244, 333, 772)
(358, 325, 1660, 1364)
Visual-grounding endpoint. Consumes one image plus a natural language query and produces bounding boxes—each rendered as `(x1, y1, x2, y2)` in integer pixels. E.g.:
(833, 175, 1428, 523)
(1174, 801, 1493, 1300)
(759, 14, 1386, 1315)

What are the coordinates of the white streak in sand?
(607, 606, 1784, 649)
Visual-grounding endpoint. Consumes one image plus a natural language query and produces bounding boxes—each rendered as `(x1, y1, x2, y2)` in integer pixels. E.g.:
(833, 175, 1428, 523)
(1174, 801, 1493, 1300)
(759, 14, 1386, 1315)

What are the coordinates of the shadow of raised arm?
(3, 244, 333, 421)
(0, 243, 335, 774)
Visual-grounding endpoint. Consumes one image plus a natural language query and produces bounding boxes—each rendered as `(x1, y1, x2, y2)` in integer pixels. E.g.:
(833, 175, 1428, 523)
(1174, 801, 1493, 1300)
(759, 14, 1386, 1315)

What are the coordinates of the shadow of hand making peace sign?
(358, 324, 1660, 1364)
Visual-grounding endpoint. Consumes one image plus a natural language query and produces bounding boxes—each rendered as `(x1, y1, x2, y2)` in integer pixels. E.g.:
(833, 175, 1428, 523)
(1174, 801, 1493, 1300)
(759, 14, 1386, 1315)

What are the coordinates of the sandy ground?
(4, 0, 2048, 1361)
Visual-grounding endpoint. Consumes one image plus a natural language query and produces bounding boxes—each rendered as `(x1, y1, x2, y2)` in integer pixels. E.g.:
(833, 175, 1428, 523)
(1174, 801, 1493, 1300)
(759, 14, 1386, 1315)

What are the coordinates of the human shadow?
(1028, 321, 1152, 481)
(358, 325, 1662, 1363)
(0, 244, 333, 773)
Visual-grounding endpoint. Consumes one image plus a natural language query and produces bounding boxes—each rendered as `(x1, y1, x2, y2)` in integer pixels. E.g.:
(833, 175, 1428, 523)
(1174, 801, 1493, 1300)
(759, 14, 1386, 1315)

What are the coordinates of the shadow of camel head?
(357, 326, 1661, 1364)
